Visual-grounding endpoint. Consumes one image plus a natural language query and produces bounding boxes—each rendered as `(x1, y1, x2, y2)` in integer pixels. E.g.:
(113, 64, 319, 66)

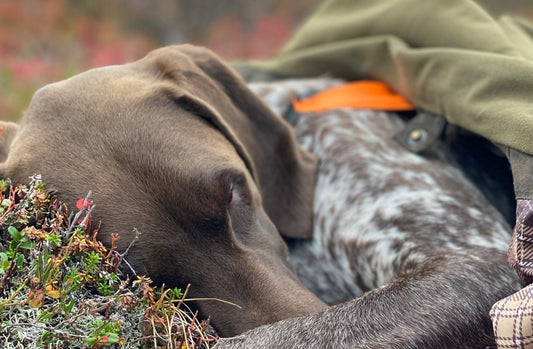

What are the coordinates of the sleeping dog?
(217, 78, 521, 348)
(0, 46, 521, 348)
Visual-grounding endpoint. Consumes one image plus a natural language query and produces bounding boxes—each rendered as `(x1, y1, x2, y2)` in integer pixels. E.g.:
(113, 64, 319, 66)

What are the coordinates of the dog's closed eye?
(218, 168, 255, 233)
(228, 172, 250, 208)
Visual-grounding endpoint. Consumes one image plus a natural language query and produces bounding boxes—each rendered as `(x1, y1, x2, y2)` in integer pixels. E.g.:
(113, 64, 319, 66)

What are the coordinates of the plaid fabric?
(508, 200, 533, 285)
(490, 199, 533, 348)
(491, 284, 533, 348)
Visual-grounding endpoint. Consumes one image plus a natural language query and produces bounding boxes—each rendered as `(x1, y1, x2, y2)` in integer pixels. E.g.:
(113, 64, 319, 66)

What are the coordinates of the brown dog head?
(0, 45, 326, 336)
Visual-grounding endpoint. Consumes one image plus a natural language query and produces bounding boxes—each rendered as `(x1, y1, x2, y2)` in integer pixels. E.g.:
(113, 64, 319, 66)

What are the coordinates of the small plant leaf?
(8, 226, 21, 241)
(45, 284, 61, 299)
(104, 333, 120, 344)
(19, 241, 34, 250)
(27, 289, 44, 308)
(46, 234, 61, 247)
(15, 253, 24, 268)
(63, 298, 76, 312)
(1, 260, 9, 271)
(82, 336, 97, 346)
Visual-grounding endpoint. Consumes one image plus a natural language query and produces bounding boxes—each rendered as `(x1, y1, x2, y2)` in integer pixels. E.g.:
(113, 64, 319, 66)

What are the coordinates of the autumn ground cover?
(0, 176, 222, 348)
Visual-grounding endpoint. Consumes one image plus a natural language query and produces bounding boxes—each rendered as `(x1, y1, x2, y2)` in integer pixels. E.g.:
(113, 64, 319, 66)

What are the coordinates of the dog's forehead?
(31, 64, 156, 109)
(27, 59, 251, 165)
(25, 63, 191, 138)
(15, 59, 250, 183)
(39, 48, 203, 98)
(30, 75, 240, 155)
(26, 57, 216, 132)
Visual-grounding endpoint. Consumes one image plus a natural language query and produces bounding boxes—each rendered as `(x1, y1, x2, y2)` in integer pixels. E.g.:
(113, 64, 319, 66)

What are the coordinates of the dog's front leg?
(215, 248, 520, 349)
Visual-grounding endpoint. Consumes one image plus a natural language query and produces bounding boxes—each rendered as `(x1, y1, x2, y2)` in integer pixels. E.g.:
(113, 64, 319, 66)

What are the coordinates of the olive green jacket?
(248, 0, 533, 199)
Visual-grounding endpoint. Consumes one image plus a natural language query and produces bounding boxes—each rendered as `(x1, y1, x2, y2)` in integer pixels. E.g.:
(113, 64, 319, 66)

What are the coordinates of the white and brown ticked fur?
(216, 78, 521, 348)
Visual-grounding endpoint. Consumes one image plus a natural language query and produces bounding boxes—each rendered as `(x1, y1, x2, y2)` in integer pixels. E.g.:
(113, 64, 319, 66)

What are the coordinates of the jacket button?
(409, 129, 427, 143)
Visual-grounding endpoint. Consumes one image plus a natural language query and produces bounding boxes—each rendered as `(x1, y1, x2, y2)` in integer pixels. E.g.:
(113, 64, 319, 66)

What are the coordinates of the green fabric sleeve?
(248, 0, 533, 198)
(252, 0, 533, 155)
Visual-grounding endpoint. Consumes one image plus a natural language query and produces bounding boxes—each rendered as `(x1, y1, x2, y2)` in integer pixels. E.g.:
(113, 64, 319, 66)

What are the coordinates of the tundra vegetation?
(0, 175, 217, 348)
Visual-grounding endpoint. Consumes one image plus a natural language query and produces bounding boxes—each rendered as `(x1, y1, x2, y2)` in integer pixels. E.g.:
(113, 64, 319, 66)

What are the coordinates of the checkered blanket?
(491, 200, 533, 348)
(491, 284, 533, 348)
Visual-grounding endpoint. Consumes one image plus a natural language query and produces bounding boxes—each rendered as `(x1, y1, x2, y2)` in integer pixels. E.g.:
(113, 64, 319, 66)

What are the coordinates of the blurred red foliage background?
(1, 0, 533, 121)
(0, 0, 321, 121)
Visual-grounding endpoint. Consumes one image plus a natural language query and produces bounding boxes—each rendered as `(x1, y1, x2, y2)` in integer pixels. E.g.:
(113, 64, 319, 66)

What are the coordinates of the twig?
(115, 227, 141, 275)
(0, 185, 16, 223)
(65, 191, 94, 242)
(0, 279, 27, 308)
(173, 297, 242, 309)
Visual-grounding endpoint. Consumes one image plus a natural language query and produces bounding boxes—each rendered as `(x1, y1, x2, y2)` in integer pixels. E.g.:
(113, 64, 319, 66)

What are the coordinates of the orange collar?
(292, 80, 415, 113)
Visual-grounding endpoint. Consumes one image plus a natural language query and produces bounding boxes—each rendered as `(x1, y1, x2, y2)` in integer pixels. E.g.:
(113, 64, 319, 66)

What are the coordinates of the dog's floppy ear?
(142, 45, 317, 238)
(0, 121, 19, 176)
